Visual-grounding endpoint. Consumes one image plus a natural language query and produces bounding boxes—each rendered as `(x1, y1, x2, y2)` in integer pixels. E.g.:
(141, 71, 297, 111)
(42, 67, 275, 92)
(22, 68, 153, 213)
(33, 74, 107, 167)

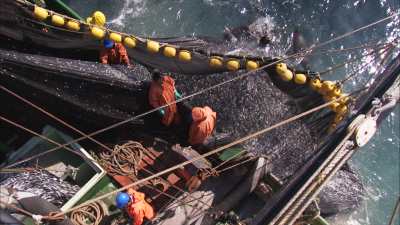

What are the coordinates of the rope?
(3, 12, 398, 170)
(339, 44, 394, 84)
(70, 201, 107, 225)
(0, 201, 63, 223)
(96, 141, 144, 179)
(215, 157, 258, 174)
(319, 42, 394, 76)
(389, 196, 400, 225)
(50, 91, 362, 218)
(0, 115, 97, 166)
(309, 12, 399, 50)
(0, 85, 115, 153)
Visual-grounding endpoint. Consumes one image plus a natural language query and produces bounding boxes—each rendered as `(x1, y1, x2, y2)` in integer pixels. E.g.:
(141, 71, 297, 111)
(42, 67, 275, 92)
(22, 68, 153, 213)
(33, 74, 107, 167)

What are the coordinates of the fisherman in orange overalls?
(148, 70, 182, 126)
(115, 189, 154, 225)
(188, 106, 217, 146)
(99, 39, 131, 66)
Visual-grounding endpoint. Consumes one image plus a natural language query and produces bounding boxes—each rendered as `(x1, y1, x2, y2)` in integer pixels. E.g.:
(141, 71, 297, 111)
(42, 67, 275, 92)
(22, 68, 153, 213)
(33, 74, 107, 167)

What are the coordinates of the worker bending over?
(100, 39, 131, 66)
(188, 106, 217, 146)
(116, 189, 154, 225)
(148, 70, 182, 126)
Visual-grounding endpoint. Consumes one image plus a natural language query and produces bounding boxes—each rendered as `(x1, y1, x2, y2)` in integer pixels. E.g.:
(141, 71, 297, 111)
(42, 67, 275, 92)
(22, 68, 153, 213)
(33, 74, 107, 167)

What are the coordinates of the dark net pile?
(0, 49, 152, 126)
(173, 70, 318, 182)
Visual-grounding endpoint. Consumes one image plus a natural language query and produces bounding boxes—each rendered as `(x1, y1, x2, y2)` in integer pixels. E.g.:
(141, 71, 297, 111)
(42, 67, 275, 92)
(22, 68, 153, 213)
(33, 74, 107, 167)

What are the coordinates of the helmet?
(87, 11, 106, 26)
(116, 192, 130, 209)
(103, 39, 115, 49)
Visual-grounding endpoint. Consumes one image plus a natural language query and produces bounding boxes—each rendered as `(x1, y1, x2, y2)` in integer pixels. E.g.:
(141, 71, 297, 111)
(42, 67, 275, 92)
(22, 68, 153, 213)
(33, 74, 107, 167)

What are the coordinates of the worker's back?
(126, 190, 154, 225)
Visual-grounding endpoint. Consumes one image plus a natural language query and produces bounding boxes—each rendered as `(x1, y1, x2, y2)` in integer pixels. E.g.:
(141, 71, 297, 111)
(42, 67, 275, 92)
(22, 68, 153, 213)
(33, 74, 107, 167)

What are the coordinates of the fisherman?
(188, 106, 217, 146)
(86, 11, 131, 66)
(99, 39, 131, 66)
(148, 70, 181, 126)
(116, 189, 154, 225)
(86, 11, 106, 27)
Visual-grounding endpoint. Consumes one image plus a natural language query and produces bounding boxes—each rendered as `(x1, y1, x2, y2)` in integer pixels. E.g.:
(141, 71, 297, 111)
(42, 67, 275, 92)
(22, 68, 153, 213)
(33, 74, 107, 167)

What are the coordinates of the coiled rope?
(70, 201, 107, 225)
(96, 141, 144, 180)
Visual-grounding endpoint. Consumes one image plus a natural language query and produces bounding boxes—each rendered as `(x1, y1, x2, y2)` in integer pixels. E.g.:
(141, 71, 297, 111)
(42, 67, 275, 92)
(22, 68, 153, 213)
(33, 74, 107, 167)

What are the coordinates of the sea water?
(67, 0, 399, 224)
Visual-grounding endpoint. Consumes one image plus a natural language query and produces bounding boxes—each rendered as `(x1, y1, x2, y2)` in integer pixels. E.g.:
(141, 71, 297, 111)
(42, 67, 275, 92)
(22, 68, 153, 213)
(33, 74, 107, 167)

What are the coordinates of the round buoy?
(294, 73, 307, 84)
(246, 60, 259, 71)
(109, 33, 122, 43)
(210, 57, 223, 67)
(329, 102, 340, 112)
(178, 50, 192, 62)
(278, 68, 293, 81)
(147, 40, 160, 53)
(354, 117, 377, 147)
(310, 78, 322, 91)
(34, 6, 48, 21)
(322, 81, 335, 93)
(90, 27, 105, 39)
(66, 20, 80, 31)
(275, 63, 287, 71)
(51, 15, 65, 26)
(163, 46, 177, 58)
(226, 59, 240, 71)
(124, 37, 136, 48)
(331, 87, 342, 97)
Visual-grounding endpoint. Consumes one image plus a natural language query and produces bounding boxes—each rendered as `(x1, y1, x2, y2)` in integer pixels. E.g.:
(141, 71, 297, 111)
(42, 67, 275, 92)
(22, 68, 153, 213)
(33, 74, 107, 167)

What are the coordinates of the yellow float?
(163, 46, 177, 58)
(51, 14, 65, 26)
(123, 37, 137, 48)
(294, 73, 307, 84)
(178, 50, 192, 62)
(226, 59, 240, 71)
(246, 60, 259, 71)
(34, 6, 48, 21)
(90, 26, 105, 39)
(66, 20, 80, 31)
(147, 40, 160, 53)
(210, 57, 223, 68)
(109, 33, 122, 43)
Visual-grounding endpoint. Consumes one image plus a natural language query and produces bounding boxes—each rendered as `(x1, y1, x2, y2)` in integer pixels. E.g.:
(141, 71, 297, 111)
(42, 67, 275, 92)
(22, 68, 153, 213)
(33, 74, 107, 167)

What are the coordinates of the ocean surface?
(67, 0, 400, 224)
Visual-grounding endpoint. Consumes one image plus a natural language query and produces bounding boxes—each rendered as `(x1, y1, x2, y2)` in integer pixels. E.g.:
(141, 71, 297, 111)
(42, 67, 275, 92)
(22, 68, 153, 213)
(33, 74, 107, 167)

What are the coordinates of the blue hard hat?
(103, 39, 115, 49)
(116, 192, 130, 209)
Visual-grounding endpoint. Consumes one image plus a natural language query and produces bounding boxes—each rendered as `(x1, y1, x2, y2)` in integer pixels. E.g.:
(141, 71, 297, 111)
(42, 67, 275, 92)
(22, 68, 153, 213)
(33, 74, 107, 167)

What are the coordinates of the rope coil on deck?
(70, 201, 108, 225)
(96, 141, 144, 179)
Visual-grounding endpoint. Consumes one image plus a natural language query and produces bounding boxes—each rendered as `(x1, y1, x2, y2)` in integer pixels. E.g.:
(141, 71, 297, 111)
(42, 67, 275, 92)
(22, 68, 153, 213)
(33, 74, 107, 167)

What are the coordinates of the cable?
(339, 44, 394, 84)
(0, 115, 96, 164)
(388, 196, 400, 225)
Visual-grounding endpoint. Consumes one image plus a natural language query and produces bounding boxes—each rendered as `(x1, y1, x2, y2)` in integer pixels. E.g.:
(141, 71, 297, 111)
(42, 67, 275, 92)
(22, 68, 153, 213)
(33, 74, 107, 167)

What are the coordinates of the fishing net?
(0, 0, 276, 75)
(174, 70, 322, 182)
(0, 45, 332, 182)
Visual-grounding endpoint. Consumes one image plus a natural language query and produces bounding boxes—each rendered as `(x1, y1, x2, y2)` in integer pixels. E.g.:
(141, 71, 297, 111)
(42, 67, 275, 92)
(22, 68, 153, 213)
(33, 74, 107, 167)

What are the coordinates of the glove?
(174, 89, 182, 99)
